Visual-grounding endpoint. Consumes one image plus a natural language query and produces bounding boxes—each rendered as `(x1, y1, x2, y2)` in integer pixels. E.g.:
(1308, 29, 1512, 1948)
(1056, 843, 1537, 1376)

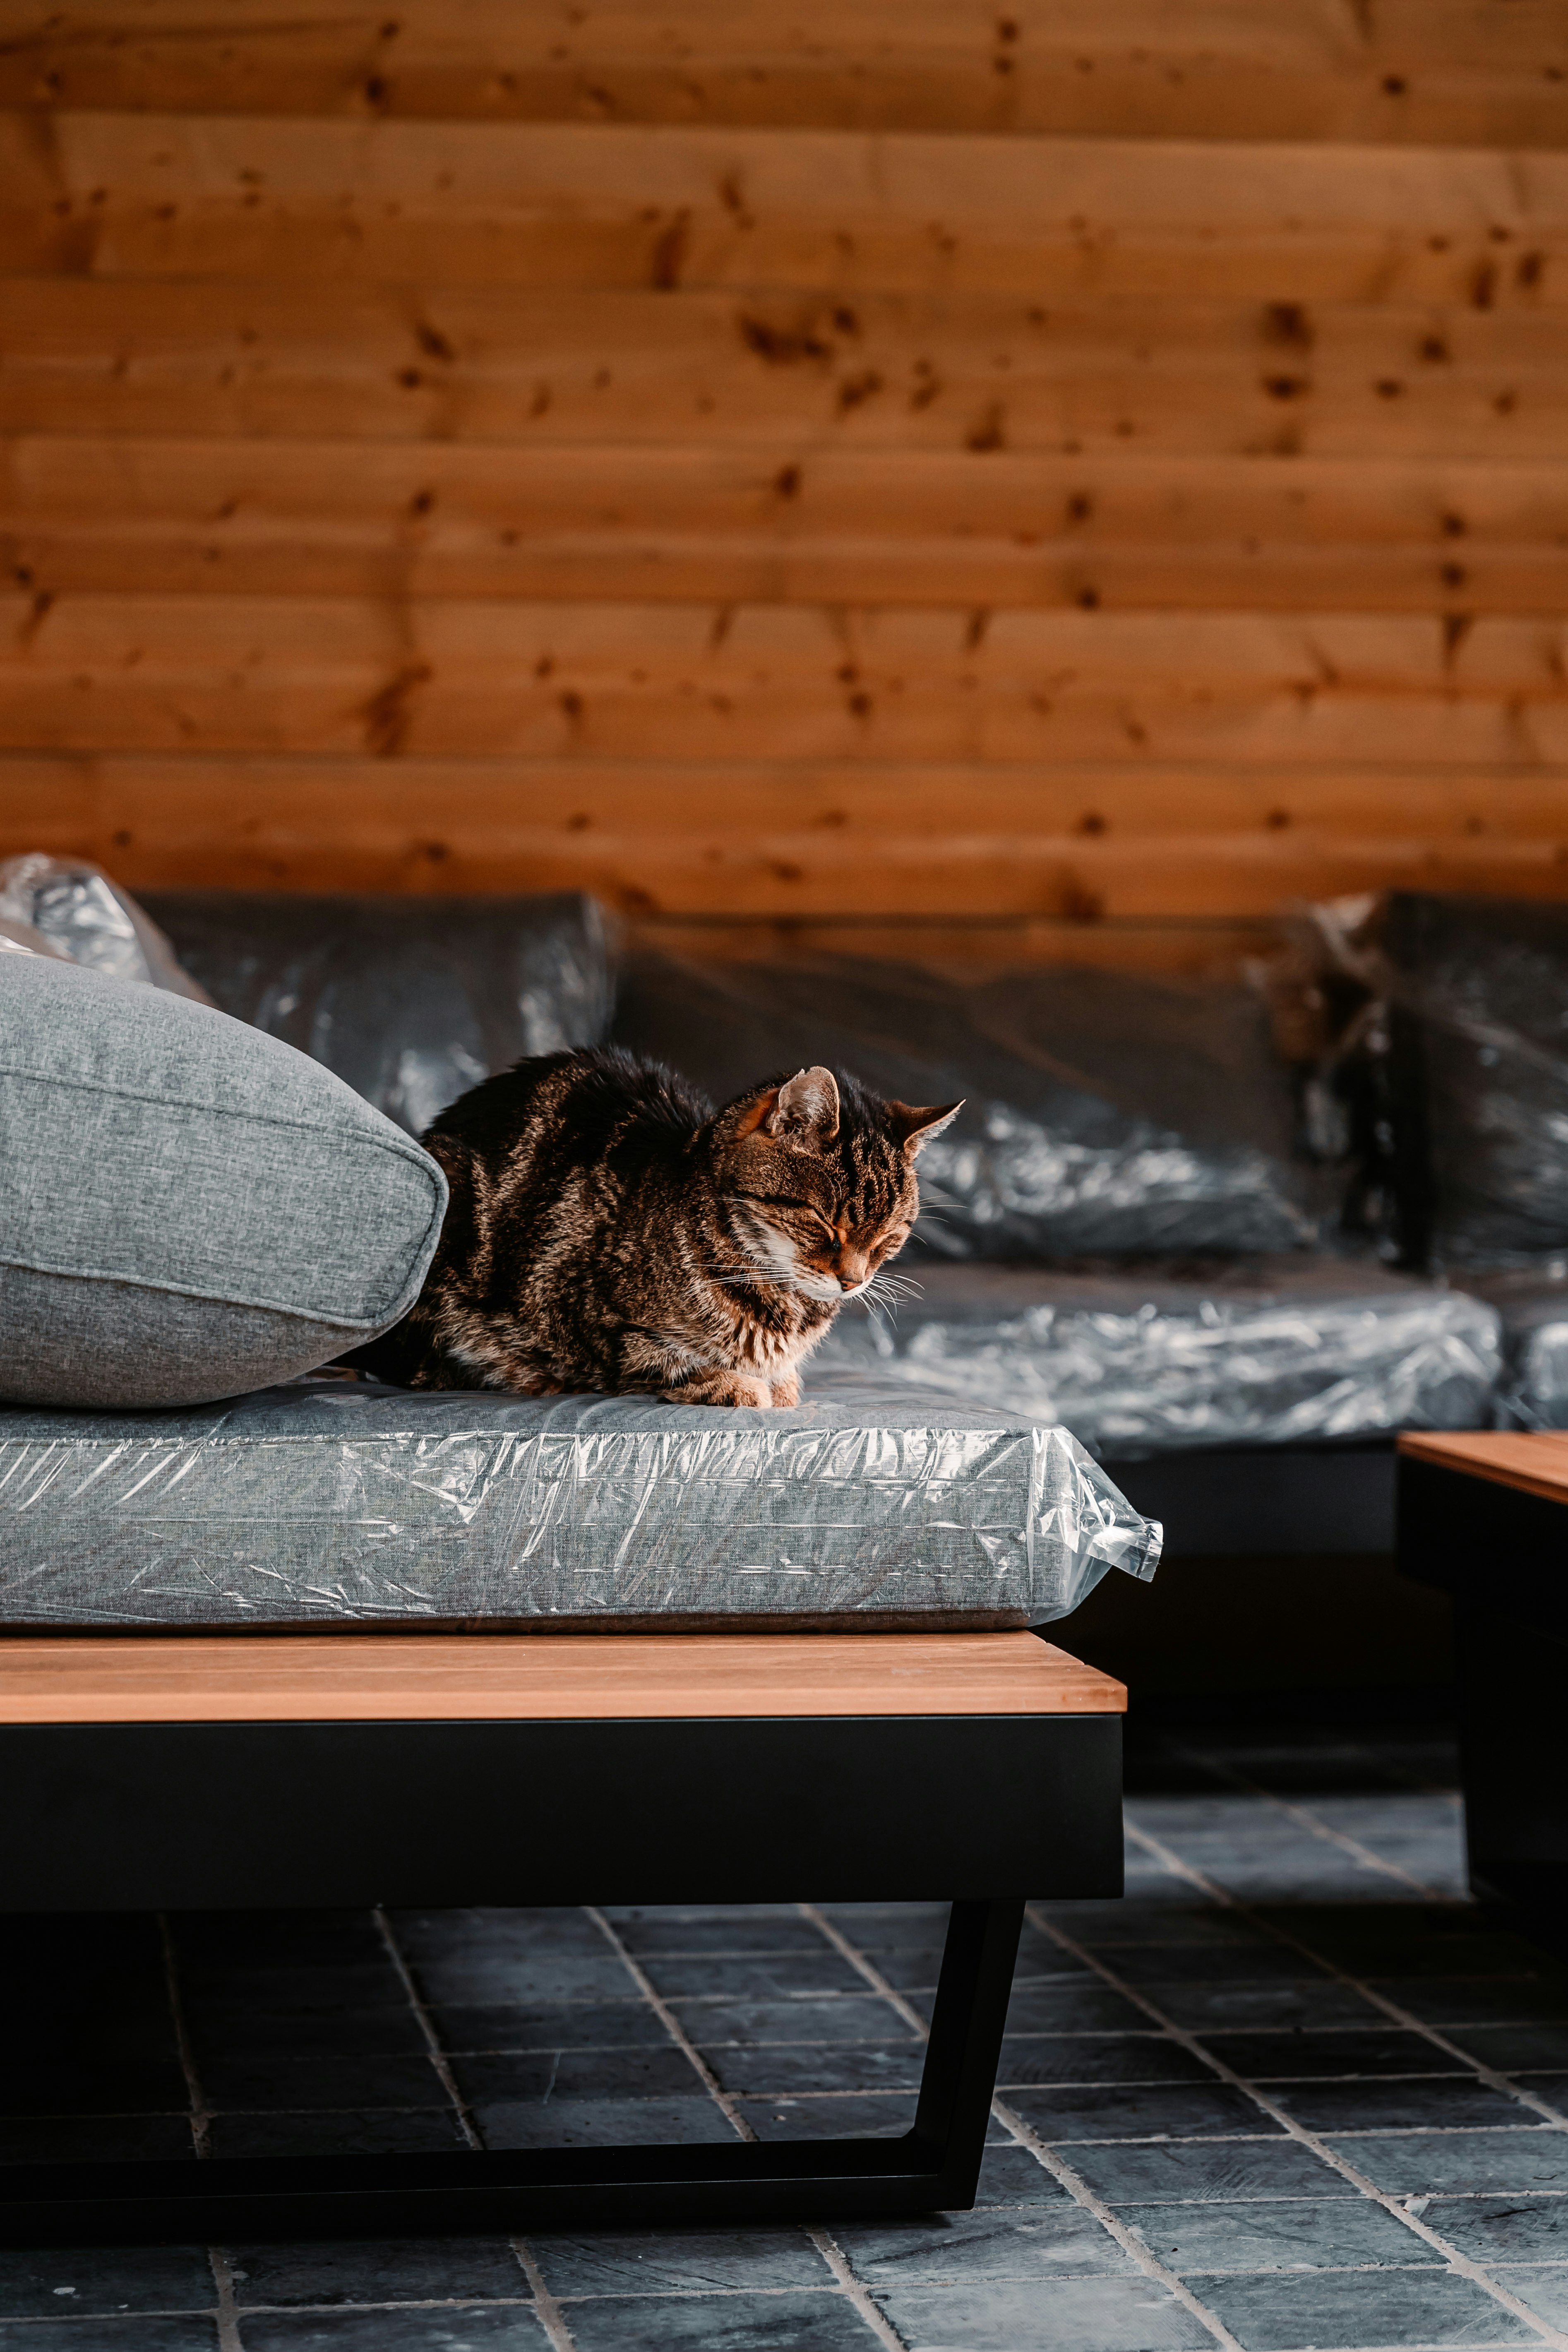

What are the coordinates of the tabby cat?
(346, 1047, 960, 1405)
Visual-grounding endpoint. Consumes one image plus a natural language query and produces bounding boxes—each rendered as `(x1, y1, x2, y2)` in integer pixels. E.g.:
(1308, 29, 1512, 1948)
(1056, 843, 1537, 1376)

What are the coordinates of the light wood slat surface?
(4, 118, 1568, 297)
(0, 1631, 1127, 1726)
(1, 3, 1562, 148)
(1, 283, 1558, 456)
(1399, 1430, 1568, 1505)
(20, 756, 1568, 847)
(13, 752, 1568, 918)
(7, 440, 1566, 614)
(5, 598, 1566, 772)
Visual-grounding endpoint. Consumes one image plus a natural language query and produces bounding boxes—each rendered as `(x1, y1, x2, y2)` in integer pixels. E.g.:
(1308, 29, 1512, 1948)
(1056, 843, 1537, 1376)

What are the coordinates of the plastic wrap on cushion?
(814, 1260, 1500, 1458)
(920, 1106, 1309, 1259)
(0, 1372, 1159, 1630)
(140, 891, 615, 1134)
(1380, 893, 1568, 1270)
(1452, 1271, 1568, 1430)
(1507, 1312, 1568, 1430)
(0, 855, 207, 998)
(0, 916, 68, 962)
(611, 947, 1314, 1260)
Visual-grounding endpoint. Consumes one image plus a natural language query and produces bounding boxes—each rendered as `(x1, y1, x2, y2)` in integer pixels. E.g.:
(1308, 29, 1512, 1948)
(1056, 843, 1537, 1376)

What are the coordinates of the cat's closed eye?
(750, 1194, 835, 1231)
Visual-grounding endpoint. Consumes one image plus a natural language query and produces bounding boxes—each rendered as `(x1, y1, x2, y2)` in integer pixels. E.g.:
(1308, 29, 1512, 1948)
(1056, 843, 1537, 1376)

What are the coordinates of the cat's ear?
(761, 1065, 840, 1146)
(887, 1099, 964, 1156)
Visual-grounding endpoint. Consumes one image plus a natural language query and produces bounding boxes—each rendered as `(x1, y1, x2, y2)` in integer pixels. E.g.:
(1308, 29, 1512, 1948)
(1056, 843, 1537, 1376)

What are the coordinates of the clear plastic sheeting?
(922, 1105, 1311, 1263)
(0, 916, 67, 962)
(0, 1370, 1160, 1631)
(814, 1260, 1501, 1458)
(612, 948, 1315, 1260)
(0, 855, 207, 998)
(141, 891, 615, 1135)
(1381, 894, 1568, 1271)
(1454, 1271, 1568, 1431)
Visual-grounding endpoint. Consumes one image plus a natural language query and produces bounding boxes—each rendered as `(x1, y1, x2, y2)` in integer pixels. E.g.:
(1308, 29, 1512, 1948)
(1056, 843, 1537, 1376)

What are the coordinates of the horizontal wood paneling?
(3, 116, 1566, 300)
(5, 598, 1566, 764)
(2, 3, 1563, 148)
(2, 14, 1566, 924)
(4, 440, 1564, 611)
(9, 750, 1568, 916)
(1, 283, 1559, 460)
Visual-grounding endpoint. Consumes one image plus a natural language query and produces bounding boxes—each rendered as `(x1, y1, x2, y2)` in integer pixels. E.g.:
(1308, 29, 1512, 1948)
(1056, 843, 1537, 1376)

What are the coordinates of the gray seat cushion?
(0, 957, 447, 1408)
(815, 1259, 1502, 1457)
(0, 1369, 1160, 1631)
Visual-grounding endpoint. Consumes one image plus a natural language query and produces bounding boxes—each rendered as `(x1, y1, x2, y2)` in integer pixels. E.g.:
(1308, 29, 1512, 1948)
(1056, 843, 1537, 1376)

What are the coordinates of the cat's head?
(714, 1065, 961, 1302)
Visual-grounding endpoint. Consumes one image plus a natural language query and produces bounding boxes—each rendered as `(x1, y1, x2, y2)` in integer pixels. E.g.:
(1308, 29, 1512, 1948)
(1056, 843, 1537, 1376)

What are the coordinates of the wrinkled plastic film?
(611, 947, 1315, 1260)
(916, 1110, 1312, 1261)
(1503, 1313, 1568, 1430)
(1370, 894, 1568, 1271)
(814, 1261, 1501, 1458)
(1450, 1272, 1568, 1431)
(0, 1374, 1159, 1629)
(0, 915, 66, 962)
(142, 890, 615, 1135)
(0, 855, 208, 998)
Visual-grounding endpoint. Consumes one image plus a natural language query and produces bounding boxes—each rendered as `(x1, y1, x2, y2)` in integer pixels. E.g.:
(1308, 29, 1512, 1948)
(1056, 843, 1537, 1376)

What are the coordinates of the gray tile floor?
(10, 1724, 1568, 2348)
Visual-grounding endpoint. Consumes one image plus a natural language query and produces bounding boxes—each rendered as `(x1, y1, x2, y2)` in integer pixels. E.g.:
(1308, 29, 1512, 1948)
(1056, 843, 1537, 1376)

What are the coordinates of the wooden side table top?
(1399, 1429, 1568, 1507)
(0, 1629, 1127, 1726)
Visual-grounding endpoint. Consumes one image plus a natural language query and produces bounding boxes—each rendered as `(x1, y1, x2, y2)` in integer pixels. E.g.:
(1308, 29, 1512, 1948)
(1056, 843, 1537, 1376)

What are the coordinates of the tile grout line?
(205, 2251, 246, 2352)
(807, 2224, 914, 2351)
(1122, 1814, 1568, 2132)
(372, 1906, 485, 2152)
(579, 1929, 898, 2342)
(1049, 1858, 1568, 2350)
(798, 1903, 1246, 2352)
(584, 1906, 758, 2141)
(796, 1904, 930, 2036)
(1168, 1744, 1451, 1900)
(990, 2096, 1249, 2352)
(510, 2235, 579, 2352)
(157, 1914, 243, 2352)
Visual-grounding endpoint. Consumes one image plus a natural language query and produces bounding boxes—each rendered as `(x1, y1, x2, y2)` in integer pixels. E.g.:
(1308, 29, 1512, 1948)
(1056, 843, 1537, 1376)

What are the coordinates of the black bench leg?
(0, 1898, 1028, 2244)
(911, 1896, 1026, 2208)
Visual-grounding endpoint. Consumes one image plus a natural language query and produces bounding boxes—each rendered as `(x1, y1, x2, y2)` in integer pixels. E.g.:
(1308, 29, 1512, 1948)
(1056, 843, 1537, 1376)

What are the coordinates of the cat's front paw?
(770, 1372, 801, 1408)
(660, 1372, 773, 1409)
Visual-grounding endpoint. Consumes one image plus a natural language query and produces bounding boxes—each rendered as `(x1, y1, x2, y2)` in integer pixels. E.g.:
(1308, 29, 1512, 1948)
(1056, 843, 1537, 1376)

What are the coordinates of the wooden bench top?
(0, 1630, 1126, 1726)
(1398, 1429, 1568, 1506)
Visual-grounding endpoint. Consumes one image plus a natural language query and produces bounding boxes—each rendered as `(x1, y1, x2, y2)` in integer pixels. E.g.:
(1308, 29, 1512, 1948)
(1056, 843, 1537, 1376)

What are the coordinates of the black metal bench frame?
(0, 1706, 1122, 2244)
(1400, 1450, 1568, 1924)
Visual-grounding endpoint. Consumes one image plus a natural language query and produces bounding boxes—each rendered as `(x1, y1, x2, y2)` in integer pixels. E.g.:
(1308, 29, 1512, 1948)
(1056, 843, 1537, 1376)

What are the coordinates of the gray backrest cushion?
(0, 956, 448, 1408)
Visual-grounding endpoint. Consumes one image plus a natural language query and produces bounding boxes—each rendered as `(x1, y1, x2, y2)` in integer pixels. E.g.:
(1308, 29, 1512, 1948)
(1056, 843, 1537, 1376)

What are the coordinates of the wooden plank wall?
(1, 0, 1567, 931)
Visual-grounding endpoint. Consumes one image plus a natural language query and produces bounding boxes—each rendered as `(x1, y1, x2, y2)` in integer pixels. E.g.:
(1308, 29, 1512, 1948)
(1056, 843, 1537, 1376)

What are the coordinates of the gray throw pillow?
(0, 956, 447, 1408)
